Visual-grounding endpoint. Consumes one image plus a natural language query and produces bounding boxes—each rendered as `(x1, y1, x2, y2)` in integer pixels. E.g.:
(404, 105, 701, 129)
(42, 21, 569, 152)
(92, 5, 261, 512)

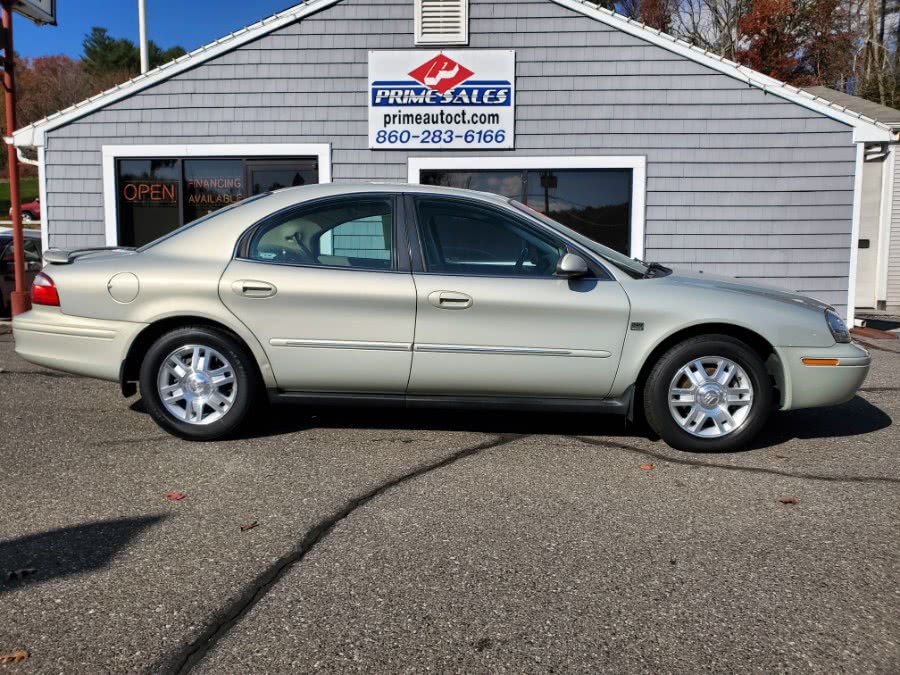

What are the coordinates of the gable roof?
(804, 86, 900, 129)
(11, 0, 894, 147)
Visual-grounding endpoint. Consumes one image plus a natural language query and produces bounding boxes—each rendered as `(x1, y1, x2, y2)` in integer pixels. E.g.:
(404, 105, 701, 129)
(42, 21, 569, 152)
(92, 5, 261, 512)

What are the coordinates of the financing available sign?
(368, 50, 515, 150)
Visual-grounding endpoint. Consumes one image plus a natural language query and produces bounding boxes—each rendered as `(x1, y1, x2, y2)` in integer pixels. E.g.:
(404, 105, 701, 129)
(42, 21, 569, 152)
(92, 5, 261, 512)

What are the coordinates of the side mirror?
(556, 252, 589, 278)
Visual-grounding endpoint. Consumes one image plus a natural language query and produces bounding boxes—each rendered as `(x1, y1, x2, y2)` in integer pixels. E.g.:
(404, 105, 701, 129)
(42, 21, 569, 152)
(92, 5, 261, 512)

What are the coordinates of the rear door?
(220, 194, 417, 393)
(406, 195, 631, 399)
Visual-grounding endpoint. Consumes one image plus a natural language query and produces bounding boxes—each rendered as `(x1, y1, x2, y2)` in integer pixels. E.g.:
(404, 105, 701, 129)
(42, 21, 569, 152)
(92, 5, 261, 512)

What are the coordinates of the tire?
(21, 212, 33, 223)
(642, 334, 773, 452)
(139, 326, 260, 441)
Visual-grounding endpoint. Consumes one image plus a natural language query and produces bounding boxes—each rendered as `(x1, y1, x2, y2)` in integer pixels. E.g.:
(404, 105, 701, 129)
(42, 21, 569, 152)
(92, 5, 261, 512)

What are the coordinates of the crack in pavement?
(860, 386, 900, 392)
(576, 436, 900, 485)
(158, 433, 524, 675)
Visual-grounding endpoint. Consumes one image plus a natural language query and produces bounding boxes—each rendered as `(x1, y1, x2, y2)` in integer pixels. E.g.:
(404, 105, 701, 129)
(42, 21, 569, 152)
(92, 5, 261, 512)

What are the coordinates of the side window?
(23, 239, 41, 263)
(0, 241, 12, 262)
(415, 198, 565, 277)
(248, 197, 394, 271)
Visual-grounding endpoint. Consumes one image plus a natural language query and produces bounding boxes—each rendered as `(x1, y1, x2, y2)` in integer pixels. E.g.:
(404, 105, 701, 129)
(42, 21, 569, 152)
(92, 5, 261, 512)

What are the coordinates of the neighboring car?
(9, 198, 40, 223)
(11, 184, 869, 451)
(0, 227, 43, 316)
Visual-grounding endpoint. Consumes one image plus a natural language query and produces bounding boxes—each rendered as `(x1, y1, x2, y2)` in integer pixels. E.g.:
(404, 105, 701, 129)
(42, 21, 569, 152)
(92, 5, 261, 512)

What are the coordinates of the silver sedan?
(13, 184, 870, 451)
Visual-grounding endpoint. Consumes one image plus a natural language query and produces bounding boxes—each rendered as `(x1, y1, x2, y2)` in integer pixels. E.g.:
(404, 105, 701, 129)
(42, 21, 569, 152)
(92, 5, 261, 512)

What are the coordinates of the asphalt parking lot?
(1, 324, 899, 674)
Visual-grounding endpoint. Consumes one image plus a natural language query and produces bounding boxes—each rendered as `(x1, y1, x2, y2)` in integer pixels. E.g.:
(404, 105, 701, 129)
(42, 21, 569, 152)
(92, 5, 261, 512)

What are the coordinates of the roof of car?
(0, 227, 42, 239)
(265, 182, 511, 206)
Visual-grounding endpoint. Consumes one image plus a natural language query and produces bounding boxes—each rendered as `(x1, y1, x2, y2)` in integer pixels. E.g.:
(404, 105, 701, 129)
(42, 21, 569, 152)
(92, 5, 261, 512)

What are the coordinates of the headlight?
(825, 309, 850, 343)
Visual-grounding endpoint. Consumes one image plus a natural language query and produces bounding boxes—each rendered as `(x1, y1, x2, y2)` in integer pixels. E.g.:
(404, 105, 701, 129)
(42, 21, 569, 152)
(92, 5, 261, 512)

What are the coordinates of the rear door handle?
(428, 290, 473, 310)
(232, 279, 277, 298)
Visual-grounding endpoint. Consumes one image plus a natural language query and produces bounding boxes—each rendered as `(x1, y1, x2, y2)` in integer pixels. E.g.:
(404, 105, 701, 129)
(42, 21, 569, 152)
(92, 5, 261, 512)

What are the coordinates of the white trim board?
(407, 155, 647, 261)
(37, 146, 49, 253)
(101, 143, 332, 246)
(847, 143, 865, 325)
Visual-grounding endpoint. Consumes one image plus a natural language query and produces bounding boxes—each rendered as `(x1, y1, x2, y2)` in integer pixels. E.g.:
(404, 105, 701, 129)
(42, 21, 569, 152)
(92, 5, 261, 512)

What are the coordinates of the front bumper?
(12, 306, 146, 382)
(778, 342, 871, 410)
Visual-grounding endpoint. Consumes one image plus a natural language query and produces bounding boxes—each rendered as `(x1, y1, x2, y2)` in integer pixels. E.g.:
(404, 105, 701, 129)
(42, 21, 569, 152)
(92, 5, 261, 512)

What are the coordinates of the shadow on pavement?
(750, 395, 892, 449)
(131, 393, 891, 450)
(0, 515, 165, 594)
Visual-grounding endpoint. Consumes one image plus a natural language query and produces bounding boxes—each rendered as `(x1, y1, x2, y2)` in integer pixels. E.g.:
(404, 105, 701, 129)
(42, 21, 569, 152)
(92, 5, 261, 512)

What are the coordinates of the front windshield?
(137, 192, 272, 252)
(510, 200, 648, 277)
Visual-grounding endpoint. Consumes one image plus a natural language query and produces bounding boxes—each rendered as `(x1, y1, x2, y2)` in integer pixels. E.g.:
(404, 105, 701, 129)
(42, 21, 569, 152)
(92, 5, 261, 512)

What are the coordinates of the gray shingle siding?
(43, 0, 856, 313)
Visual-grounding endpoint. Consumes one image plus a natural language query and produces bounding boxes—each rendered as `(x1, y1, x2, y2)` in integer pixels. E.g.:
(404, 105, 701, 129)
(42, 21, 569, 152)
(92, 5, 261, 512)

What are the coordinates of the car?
(11, 184, 870, 451)
(9, 198, 40, 223)
(0, 227, 43, 316)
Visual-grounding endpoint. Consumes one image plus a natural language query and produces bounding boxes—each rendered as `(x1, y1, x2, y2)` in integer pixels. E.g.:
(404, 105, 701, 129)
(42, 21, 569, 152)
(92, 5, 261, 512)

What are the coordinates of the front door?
(220, 194, 416, 392)
(406, 196, 630, 398)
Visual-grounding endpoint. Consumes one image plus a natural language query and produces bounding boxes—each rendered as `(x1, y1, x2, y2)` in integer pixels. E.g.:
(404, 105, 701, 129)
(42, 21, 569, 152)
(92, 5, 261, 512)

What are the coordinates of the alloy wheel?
(667, 355, 754, 438)
(156, 344, 237, 425)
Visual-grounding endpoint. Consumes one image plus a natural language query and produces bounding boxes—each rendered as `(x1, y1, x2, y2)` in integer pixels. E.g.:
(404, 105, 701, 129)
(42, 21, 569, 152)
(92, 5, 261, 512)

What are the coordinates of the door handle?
(232, 279, 277, 298)
(428, 290, 473, 310)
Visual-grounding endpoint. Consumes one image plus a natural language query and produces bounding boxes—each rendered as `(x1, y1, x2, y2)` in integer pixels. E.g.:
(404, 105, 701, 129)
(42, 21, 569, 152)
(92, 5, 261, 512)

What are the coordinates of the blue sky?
(15, 0, 297, 59)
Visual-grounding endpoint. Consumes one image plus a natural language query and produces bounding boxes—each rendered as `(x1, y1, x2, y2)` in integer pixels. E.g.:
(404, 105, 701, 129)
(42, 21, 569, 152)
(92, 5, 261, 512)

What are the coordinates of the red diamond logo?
(409, 55, 474, 94)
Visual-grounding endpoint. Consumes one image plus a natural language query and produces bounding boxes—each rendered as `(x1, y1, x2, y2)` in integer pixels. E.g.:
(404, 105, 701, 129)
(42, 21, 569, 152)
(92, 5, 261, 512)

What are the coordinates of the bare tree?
(671, 0, 753, 60)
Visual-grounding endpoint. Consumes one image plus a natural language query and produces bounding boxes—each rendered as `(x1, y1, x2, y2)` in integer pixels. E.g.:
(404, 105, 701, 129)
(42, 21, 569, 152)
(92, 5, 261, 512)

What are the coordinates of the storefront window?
(117, 159, 181, 248)
(183, 159, 245, 222)
(420, 168, 633, 254)
(115, 157, 319, 247)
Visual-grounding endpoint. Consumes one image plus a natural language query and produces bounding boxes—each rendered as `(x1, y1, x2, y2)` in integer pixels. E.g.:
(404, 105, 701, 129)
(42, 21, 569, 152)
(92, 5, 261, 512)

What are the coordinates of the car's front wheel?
(643, 335, 773, 452)
(21, 212, 33, 223)
(139, 326, 259, 440)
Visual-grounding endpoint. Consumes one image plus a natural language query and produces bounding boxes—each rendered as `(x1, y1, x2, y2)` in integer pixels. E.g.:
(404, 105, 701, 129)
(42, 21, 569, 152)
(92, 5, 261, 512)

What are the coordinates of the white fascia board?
(13, 0, 341, 148)
(846, 144, 866, 325)
(101, 143, 332, 246)
(407, 155, 647, 260)
(552, 0, 894, 141)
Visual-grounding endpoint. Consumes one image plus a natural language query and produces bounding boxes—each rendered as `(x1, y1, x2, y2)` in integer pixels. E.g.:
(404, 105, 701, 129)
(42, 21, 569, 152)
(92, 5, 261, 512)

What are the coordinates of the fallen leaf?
(639, 463, 656, 471)
(240, 521, 259, 532)
(164, 492, 186, 501)
(5, 568, 36, 584)
(778, 497, 799, 505)
(0, 649, 30, 664)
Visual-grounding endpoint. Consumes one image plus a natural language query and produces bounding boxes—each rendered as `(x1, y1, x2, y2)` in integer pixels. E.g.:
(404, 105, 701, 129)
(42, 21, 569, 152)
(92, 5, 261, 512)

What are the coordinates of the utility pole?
(1, 0, 30, 316)
(138, 0, 149, 74)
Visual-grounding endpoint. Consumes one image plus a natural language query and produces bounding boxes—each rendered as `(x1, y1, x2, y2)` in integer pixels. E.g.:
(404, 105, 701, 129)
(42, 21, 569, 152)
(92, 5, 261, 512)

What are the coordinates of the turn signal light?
(31, 272, 60, 307)
(801, 358, 840, 366)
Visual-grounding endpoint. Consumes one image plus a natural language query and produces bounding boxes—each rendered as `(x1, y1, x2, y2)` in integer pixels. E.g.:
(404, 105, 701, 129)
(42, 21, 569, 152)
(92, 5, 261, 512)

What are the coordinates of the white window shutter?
(415, 0, 469, 45)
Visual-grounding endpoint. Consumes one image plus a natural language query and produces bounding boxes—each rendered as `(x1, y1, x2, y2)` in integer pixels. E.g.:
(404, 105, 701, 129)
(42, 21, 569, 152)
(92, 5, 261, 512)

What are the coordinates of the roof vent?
(415, 0, 468, 45)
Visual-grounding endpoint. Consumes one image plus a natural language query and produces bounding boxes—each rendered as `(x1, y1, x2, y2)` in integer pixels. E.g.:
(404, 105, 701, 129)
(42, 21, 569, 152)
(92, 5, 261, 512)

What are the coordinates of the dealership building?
(11, 0, 899, 321)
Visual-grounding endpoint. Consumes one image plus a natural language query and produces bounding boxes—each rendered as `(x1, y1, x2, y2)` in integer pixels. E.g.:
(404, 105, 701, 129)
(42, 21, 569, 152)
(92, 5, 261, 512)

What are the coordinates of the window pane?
(248, 163, 318, 195)
(415, 198, 564, 277)
(23, 239, 41, 262)
(420, 170, 523, 200)
(525, 169, 631, 255)
(117, 159, 181, 247)
(183, 159, 245, 221)
(250, 198, 393, 270)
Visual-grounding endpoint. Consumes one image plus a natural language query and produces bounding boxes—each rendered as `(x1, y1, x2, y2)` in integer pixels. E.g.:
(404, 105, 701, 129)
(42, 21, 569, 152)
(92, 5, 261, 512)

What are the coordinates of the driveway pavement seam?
(159, 433, 524, 675)
(575, 436, 900, 485)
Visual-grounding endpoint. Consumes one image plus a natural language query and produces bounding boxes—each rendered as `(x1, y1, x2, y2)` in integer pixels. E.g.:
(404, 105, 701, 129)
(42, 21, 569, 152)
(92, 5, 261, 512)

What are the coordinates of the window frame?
(407, 155, 646, 261)
(235, 193, 411, 274)
(102, 144, 332, 246)
(404, 194, 612, 280)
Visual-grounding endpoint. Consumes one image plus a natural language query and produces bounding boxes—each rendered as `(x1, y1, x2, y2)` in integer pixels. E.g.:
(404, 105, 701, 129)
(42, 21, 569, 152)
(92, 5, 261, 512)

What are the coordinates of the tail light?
(31, 272, 60, 306)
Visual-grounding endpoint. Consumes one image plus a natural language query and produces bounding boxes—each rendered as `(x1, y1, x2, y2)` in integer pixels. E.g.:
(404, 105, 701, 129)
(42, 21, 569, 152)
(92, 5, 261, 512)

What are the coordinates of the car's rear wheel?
(643, 335, 773, 452)
(139, 326, 259, 440)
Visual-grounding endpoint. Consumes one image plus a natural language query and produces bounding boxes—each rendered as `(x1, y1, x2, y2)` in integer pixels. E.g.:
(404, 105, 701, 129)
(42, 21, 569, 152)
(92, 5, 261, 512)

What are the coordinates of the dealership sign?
(368, 50, 515, 150)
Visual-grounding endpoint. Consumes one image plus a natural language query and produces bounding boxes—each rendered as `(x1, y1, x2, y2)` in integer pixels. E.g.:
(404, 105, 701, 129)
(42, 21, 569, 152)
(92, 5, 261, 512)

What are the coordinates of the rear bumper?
(779, 342, 871, 410)
(12, 307, 146, 382)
